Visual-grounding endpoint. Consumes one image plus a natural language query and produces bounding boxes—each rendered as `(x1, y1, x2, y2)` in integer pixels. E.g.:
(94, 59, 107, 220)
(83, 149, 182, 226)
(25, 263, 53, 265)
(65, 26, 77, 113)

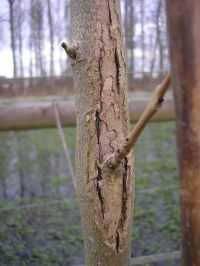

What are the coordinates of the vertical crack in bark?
(115, 156, 128, 253)
(94, 9, 129, 252)
(115, 230, 120, 254)
(115, 48, 120, 94)
(95, 110, 101, 146)
(94, 23, 106, 218)
(95, 111, 105, 218)
(96, 166, 105, 218)
(107, 0, 112, 25)
(121, 157, 128, 224)
(98, 50, 104, 97)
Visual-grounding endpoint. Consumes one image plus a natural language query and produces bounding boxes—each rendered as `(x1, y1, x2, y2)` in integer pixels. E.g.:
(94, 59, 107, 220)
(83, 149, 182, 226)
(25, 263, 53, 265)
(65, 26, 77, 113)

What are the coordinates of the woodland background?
(0, 0, 168, 82)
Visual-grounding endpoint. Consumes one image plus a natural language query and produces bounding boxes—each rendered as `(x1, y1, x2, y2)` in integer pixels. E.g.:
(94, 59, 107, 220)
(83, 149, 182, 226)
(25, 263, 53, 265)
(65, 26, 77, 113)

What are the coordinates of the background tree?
(47, 0, 54, 76)
(166, 0, 200, 265)
(7, 0, 17, 77)
(0, 0, 169, 78)
(124, 0, 135, 76)
(30, 0, 45, 77)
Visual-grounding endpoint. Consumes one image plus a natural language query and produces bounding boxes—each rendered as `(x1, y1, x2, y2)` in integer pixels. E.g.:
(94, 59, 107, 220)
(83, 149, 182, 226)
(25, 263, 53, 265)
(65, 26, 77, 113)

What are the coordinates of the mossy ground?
(0, 122, 180, 265)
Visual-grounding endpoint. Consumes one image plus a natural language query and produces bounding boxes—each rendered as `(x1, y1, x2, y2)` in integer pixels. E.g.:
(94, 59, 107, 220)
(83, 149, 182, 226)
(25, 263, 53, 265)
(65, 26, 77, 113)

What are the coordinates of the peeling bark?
(70, 0, 134, 265)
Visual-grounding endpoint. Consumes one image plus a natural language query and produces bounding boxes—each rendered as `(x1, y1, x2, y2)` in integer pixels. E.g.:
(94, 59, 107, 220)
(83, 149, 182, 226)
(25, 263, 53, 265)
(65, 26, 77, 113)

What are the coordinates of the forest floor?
(0, 122, 180, 265)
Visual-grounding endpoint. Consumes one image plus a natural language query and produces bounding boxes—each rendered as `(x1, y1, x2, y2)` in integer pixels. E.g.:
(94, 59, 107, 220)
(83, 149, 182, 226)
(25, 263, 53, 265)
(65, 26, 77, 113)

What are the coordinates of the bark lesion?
(93, 152, 131, 253)
(115, 156, 129, 253)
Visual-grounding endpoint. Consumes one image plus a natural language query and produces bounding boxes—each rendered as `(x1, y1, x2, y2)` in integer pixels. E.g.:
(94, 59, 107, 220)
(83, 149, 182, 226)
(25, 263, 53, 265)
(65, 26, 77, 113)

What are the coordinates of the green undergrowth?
(0, 122, 180, 265)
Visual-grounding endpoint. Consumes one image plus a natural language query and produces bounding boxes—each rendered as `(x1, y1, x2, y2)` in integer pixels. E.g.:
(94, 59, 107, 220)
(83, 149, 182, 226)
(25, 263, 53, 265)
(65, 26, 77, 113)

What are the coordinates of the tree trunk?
(141, 0, 145, 75)
(18, 0, 24, 78)
(124, 0, 134, 76)
(70, 1, 134, 265)
(8, 0, 17, 77)
(150, 0, 162, 75)
(166, 1, 200, 265)
(47, 0, 54, 76)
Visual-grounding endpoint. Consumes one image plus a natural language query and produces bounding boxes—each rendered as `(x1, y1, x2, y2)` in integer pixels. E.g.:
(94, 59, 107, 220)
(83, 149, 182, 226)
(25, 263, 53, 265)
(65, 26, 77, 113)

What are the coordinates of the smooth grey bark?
(70, 1, 134, 265)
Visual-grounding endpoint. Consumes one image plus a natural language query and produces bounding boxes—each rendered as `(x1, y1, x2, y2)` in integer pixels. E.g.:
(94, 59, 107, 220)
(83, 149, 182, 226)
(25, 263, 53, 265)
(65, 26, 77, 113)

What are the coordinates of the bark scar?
(115, 156, 128, 253)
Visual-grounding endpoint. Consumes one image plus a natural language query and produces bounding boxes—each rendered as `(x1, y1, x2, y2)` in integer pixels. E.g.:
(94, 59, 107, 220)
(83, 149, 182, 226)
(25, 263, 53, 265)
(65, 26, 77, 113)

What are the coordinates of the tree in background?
(0, 0, 169, 78)
(124, 0, 135, 75)
(30, 0, 45, 77)
(7, 0, 17, 77)
(15, 0, 26, 77)
(166, 0, 200, 265)
(47, 0, 54, 76)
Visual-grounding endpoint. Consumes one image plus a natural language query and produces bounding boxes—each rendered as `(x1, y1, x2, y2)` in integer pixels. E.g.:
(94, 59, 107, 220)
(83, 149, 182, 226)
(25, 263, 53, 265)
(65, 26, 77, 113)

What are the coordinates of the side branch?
(108, 73, 171, 168)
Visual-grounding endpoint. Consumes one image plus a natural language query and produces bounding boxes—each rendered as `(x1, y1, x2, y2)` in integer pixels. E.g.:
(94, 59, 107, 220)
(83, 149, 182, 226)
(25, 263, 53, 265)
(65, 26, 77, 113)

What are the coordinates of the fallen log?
(0, 96, 174, 131)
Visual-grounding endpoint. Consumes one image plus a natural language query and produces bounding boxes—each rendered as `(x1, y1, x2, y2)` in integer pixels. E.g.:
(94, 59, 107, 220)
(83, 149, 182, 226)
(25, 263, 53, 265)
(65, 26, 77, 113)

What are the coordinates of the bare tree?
(16, 0, 25, 77)
(140, 0, 145, 75)
(47, 0, 54, 76)
(124, 0, 135, 76)
(7, 0, 17, 77)
(30, 0, 45, 76)
(149, 0, 162, 75)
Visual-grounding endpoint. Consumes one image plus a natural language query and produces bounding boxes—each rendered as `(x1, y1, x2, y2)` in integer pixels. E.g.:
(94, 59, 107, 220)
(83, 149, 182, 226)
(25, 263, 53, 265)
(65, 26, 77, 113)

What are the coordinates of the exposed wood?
(0, 96, 174, 131)
(166, 1, 200, 265)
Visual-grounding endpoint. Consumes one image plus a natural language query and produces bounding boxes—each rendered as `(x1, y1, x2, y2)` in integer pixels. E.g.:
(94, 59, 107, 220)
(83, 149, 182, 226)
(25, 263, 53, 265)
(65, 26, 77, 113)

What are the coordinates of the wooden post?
(166, 1, 200, 265)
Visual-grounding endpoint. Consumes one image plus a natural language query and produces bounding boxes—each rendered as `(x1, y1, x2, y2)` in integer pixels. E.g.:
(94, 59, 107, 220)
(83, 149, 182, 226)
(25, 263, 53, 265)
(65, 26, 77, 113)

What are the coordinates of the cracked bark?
(70, 0, 134, 265)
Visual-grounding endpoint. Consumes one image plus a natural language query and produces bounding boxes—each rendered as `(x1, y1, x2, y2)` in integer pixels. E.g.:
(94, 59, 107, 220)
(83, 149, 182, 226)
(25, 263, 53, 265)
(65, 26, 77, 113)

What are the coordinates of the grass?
(0, 122, 180, 265)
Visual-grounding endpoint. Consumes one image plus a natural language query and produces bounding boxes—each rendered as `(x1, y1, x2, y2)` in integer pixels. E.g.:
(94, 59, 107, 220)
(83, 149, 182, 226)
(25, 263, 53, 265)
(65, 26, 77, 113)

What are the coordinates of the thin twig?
(108, 73, 171, 168)
(53, 101, 76, 189)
